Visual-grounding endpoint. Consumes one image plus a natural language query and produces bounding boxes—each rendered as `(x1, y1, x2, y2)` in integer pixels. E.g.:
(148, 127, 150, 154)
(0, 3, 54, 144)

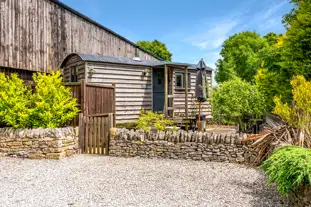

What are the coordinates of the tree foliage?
(211, 78, 267, 128)
(280, 0, 311, 83)
(0, 72, 79, 128)
(261, 145, 311, 195)
(137, 40, 172, 61)
(257, 0, 311, 107)
(215, 31, 269, 83)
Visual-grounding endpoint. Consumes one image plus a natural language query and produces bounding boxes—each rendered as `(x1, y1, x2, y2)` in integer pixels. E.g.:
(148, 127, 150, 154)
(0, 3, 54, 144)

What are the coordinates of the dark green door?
(153, 68, 164, 113)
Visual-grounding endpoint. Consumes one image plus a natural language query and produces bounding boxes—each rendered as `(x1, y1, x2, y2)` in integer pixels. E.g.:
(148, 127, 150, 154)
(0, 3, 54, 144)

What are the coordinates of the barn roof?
(49, 0, 161, 60)
(61, 53, 214, 71)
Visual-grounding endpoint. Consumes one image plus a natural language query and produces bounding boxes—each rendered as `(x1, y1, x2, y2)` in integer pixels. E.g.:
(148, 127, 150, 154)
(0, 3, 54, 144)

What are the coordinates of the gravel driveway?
(0, 156, 287, 207)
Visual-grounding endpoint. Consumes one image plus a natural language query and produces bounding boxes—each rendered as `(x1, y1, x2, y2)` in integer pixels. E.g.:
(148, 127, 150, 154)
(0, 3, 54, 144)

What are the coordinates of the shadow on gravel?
(229, 176, 289, 207)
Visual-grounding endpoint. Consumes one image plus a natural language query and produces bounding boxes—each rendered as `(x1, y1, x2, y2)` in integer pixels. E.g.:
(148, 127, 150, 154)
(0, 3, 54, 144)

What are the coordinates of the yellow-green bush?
(274, 75, 311, 146)
(0, 71, 79, 128)
(136, 109, 175, 131)
(0, 73, 32, 128)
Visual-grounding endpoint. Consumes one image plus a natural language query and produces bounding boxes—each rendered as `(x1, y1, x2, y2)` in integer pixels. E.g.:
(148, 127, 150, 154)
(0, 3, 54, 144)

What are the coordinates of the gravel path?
(0, 156, 287, 207)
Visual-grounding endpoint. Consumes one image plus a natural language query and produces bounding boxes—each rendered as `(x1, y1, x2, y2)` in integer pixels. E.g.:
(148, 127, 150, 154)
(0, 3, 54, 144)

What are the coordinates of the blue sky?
(61, 0, 293, 68)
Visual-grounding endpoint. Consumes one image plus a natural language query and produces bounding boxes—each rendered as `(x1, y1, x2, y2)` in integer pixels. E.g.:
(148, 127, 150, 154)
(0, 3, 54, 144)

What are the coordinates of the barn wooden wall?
(0, 0, 157, 73)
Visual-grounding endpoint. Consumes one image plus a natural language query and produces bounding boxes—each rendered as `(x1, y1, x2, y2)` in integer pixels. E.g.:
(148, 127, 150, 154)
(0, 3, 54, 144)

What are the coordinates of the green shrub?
(211, 78, 267, 129)
(260, 146, 311, 195)
(0, 71, 79, 128)
(30, 71, 79, 128)
(0, 73, 32, 128)
(116, 122, 137, 129)
(136, 109, 175, 131)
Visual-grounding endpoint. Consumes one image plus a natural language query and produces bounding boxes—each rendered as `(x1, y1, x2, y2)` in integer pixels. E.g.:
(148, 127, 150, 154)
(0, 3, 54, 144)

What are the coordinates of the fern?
(260, 146, 311, 195)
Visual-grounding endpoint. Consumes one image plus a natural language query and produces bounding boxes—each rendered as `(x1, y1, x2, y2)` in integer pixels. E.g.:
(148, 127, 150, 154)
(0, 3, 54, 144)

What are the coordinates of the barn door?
(79, 113, 114, 155)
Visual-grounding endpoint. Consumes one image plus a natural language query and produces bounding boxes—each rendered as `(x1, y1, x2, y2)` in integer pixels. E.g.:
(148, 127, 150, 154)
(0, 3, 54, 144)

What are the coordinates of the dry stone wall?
(0, 127, 79, 159)
(109, 128, 256, 164)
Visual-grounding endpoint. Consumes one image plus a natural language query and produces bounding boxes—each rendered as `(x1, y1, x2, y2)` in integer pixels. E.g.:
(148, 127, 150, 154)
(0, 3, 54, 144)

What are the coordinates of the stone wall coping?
(111, 128, 249, 145)
(0, 127, 78, 139)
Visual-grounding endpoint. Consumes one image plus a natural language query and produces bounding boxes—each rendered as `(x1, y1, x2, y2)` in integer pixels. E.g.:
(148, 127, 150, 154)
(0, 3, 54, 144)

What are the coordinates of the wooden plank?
(84, 115, 89, 153)
(96, 117, 100, 154)
(87, 113, 110, 117)
(99, 117, 104, 154)
(86, 83, 115, 89)
(89, 78, 151, 85)
(101, 116, 105, 155)
(81, 79, 87, 116)
(89, 117, 93, 154)
(103, 116, 107, 155)
(107, 113, 114, 155)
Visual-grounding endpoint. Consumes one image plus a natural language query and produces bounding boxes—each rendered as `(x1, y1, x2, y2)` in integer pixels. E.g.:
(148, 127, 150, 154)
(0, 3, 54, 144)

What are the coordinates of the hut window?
(70, 66, 78, 82)
(175, 73, 191, 89)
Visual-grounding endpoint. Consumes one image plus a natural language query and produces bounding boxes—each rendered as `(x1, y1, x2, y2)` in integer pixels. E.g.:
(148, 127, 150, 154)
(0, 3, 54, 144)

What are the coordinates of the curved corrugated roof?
(61, 53, 214, 71)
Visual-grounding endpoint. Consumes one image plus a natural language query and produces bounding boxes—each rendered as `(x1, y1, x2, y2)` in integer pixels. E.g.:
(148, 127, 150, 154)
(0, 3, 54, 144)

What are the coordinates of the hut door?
(152, 68, 164, 113)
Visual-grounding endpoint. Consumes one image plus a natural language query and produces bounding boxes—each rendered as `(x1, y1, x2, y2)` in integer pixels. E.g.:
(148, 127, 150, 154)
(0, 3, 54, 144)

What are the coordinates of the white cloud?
(263, 0, 287, 20)
(251, 0, 287, 32)
(189, 20, 237, 50)
(259, 17, 281, 30)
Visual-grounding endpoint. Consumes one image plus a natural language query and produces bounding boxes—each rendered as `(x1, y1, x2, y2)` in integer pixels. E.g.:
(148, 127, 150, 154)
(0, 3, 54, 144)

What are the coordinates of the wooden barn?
(0, 0, 158, 80)
(61, 54, 213, 123)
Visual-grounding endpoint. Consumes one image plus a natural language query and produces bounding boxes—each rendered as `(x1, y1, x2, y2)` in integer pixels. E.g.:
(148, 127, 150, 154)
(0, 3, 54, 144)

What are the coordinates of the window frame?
(175, 72, 191, 90)
(70, 66, 78, 82)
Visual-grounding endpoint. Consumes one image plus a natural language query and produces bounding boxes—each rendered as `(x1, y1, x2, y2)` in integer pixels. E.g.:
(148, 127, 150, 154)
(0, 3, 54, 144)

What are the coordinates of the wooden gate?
(79, 113, 114, 155)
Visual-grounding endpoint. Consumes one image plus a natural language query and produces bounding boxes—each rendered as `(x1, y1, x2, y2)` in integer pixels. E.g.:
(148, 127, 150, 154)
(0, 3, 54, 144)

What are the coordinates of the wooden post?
(81, 79, 88, 116)
(198, 102, 201, 132)
(164, 65, 168, 117)
(112, 83, 116, 126)
(185, 68, 188, 119)
(107, 113, 114, 155)
(171, 68, 174, 118)
(78, 113, 84, 153)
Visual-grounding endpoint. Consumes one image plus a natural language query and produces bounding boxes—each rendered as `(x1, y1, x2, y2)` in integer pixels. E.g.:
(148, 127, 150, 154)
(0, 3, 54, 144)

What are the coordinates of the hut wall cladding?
(0, 0, 158, 73)
(86, 62, 152, 123)
(173, 69, 212, 118)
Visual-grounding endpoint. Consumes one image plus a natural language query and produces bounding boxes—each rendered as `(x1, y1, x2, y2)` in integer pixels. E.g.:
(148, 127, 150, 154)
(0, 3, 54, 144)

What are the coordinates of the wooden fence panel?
(79, 113, 114, 155)
(26, 80, 116, 155)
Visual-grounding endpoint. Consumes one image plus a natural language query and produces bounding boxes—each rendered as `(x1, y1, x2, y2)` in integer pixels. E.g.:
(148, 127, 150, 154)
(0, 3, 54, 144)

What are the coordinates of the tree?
(137, 40, 172, 61)
(255, 34, 287, 110)
(280, 0, 311, 82)
(215, 31, 269, 83)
